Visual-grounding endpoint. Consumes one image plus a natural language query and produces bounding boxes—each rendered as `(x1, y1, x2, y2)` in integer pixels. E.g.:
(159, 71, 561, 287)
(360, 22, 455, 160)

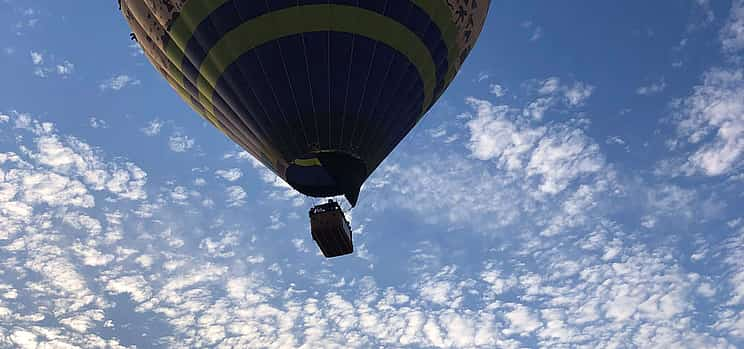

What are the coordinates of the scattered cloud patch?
(88, 117, 107, 129)
(637, 78, 667, 95)
(29, 51, 73, 78)
(522, 21, 543, 41)
(99, 75, 140, 91)
(721, 0, 744, 53)
(55, 61, 74, 77)
(475, 71, 490, 82)
(523, 77, 595, 119)
(215, 168, 242, 182)
(564, 82, 594, 106)
(673, 68, 744, 176)
(30, 51, 43, 65)
(141, 119, 163, 136)
(168, 133, 195, 153)
(225, 186, 247, 207)
(489, 83, 506, 97)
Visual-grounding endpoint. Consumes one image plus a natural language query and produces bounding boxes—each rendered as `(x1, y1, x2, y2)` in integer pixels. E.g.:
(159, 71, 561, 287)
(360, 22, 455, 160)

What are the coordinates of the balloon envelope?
(121, 0, 490, 206)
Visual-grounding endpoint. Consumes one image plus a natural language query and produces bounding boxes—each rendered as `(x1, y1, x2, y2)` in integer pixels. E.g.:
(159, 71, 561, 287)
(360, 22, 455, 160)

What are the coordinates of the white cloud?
(467, 98, 545, 169)
(538, 77, 561, 95)
(476, 71, 490, 82)
(56, 61, 74, 77)
(226, 186, 247, 207)
(141, 119, 163, 136)
(523, 97, 554, 120)
(489, 83, 506, 97)
(88, 117, 107, 129)
(522, 21, 543, 41)
(564, 82, 594, 106)
(99, 74, 140, 91)
(523, 77, 594, 119)
(170, 185, 190, 203)
(169, 133, 195, 152)
(30, 51, 43, 65)
(29, 52, 74, 78)
(694, 0, 716, 25)
(504, 305, 542, 336)
(105, 276, 152, 303)
(721, 0, 744, 53)
(9, 329, 38, 349)
(526, 128, 604, 194)
(637, 78, 667, 95)
(674, 68, 744, 176)
(215, 168, 243, 182)
(33, 67, 49, 78)
(467, 98, 604, 195)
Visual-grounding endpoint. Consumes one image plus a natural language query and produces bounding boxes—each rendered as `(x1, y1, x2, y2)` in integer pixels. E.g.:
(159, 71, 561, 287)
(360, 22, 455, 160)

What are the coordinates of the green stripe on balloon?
(410, 0, 460, 89)
(164, 0, 228, 64)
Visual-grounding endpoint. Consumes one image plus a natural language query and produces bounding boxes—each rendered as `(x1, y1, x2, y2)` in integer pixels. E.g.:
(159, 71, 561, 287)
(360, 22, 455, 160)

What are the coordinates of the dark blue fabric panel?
(350, 44, 394, 145)
(342, 35, 376, 151)
(276, 34, 320, 148)
(255, 40, 311, 150)
(365, 65, 425, 161)
(212, 32, 425, 172)
(212, 53, 295, 159)
(359, 51, 412, 156)
(354, 50, 410, 154)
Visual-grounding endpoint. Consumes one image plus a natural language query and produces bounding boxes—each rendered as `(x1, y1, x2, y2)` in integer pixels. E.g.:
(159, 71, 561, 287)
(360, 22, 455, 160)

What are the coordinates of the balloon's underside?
(121, 0, 489, 206)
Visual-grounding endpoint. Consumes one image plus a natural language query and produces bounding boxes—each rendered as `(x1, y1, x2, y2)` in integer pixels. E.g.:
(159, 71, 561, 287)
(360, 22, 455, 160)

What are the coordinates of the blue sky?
(1, 0, 744, 347)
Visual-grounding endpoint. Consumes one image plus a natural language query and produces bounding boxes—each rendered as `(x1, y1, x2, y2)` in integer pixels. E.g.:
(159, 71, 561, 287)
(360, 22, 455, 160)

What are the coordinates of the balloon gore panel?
(120, 0, 490, 206)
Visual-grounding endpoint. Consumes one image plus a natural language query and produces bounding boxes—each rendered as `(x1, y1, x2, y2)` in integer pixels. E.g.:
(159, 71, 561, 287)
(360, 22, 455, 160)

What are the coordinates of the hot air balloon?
(120, 0, 490, 257)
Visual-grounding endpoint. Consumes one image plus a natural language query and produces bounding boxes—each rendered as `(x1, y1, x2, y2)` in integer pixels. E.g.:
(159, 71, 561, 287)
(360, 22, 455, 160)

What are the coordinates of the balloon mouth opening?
(285, 151, 367, 207)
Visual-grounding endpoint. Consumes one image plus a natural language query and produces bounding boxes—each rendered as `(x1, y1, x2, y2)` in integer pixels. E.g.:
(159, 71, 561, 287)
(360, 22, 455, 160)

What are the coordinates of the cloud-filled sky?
(1, 1, 744, 348)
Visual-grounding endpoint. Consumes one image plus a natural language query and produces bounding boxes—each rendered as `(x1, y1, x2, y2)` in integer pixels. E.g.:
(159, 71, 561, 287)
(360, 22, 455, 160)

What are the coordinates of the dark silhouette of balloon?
(121, 0, 490, 206)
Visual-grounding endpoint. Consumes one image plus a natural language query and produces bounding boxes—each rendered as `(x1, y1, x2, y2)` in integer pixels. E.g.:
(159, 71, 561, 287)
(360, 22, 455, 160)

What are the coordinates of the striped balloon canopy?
(121, 0, 490, 206)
